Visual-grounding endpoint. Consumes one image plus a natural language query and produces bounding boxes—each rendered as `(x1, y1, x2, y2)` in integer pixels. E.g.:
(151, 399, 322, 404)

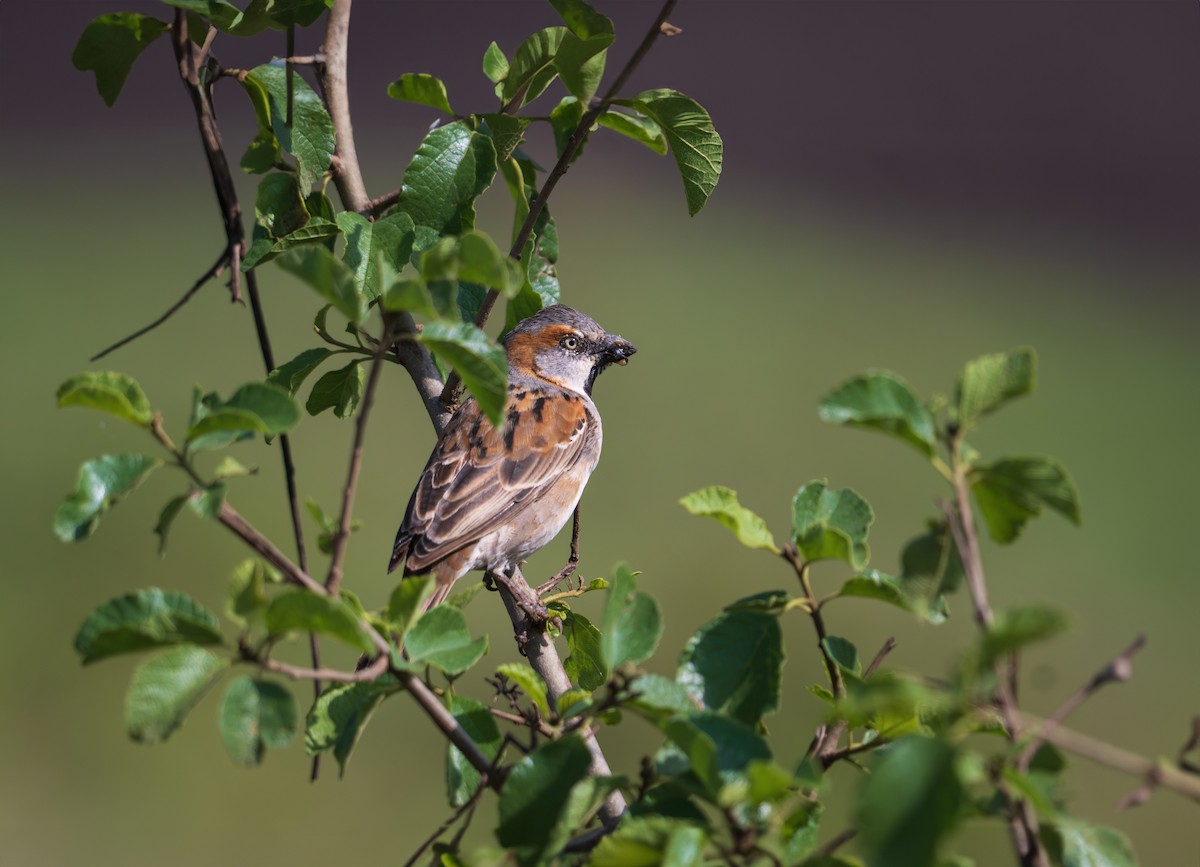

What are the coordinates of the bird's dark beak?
(597, 335, 637, 366)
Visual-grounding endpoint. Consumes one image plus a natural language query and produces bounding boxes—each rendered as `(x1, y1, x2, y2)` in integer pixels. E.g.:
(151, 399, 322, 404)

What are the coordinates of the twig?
(864, 636, 897, 679)
(1015, 712, 1200, 803)
(217, 503, 326, 596)
(781, 545, 843, 698)
(539, 506, 582, 593)
(257, 652, 389, 683)
(325, 317, 397, 594)
(365, 187, 402, 217)
(488, 706, 556, 738)
(89, 246, 230, 361)
(813, 829, 857, 859)
(402, 782, 488, 867)
(1017, 635, 1146, 772)
(440, 0, 680, 406)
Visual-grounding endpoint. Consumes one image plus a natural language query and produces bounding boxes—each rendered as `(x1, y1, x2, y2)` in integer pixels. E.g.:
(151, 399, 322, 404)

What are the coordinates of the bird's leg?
(489, 566, 550, 624)
(537, 506, 582, 596)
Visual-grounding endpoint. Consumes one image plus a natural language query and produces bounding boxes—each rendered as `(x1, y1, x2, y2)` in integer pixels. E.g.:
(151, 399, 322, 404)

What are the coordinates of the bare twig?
(218, 503, 326, 595)
(540, 506, 582, 593)
(90, 246, 230, 361)
(864, 636, 898, 679)
(1015, 711, 1200, 803)
(257, 652, 389, 683)
(402, 781, 488, 867)
(441, 0, 680, 406)
(813, 829, 857, 860)
(325, 318, 397, 594)
(1017, 635, 1146, 772)
(782, 545, 844, 698)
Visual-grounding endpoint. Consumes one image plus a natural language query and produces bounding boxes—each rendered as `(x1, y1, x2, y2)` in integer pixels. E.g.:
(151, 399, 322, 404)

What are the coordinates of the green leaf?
(445, 694, 503, 807)
(1040, 819, 1137, 867)
(405, 605, 488, 675)
(822, 635, 861, 676)
(819, 370, 936, 457)
(838, 569, 949, 625)
(385, 575, 434, 640)
(185, 381, 301, 447)
(502, 27, 567, 106)
(630, 89, 722, 216)
(627, 674, 699, 723)
(593, 817, 707, 867)
(213, 456, 253, 479)
(226, 558, 281, 628)
(252, 172, 309, 239)
(219, 676, 296, 766)
(554, 30, 611, 106)
(482, 41, 509, 86)
(154, 495, 188, 555)
(382, 275, 439, 319)
(336, 210, 416, 301)
(125, 645, 226, 744)
(305, 361, 364, 419)
(55, 454, 161, 542)
(397, 120, 498, 232)
(417, 321, 507, 425)
(74, 588, 223, 664)
(72, 13, 168, 107)
(954, 346, 1036, 431)
(497, 736, 593, 865)
(972, 456, 1081, 544)
(56, 371, 153, 427)
(791, 480, 874, 570)
(267, 348, 334, 396)
(550, 96, 587, 159)
(663, 711, 772, 795)
(305, 676, 402, 775)
(601, 564, 663, 669)
(856, 737, 963, 867)
(275, 245, 366, 322)
(457, 230, 526, 294)
(243, 64, 334, 196)
(677, 610, 783, 726)
(598, 108, 668, 155)
(479, 113, 530, 162)
(563, 610, 607, 691)
(678, 486, 778, 553)
(497, 662, 551, 718)
(782, 800, 823, 864)
(387, 72, 454, 114)
(187, 482, 226, 520)
(550, 0, 613, 40)
(971, 605, 1068, 673)
(161, 0, 242, 31)
(898, 520, 962, 614)
(265, 592, 374, 653)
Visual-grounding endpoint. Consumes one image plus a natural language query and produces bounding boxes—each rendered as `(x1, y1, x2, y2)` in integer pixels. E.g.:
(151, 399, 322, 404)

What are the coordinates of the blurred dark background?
(2, 2, 1198, 865)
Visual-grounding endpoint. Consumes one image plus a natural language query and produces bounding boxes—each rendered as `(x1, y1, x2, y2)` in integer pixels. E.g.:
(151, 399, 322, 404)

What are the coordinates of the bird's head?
(502, 305, 637, 394)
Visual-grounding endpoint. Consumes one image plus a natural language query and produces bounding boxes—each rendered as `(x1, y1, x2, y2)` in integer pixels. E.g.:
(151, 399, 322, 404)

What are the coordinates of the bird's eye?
(561, 335, 580, 351)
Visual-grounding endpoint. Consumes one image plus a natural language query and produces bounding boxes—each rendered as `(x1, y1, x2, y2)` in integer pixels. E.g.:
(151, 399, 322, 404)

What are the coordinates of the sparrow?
(388, 305, 636, 614)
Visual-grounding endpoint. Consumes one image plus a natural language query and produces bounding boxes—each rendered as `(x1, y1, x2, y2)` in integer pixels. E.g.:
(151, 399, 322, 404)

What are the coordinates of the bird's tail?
(419, 578, 456, 613)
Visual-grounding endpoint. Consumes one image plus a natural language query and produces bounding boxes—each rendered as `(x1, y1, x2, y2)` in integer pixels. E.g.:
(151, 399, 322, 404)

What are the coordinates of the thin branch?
(864, 636, 897, 679)
(489, 706, 556, 738)
(1017, 634, 1146, 772)
(402, 781, 488, 867)
(217, 502, 326, 595)
(325, 318, 397, 594)
(441, 0, 680, 405)
(365, 187, 402, 217)
(90, 246, 230, 361)
(1015, 712, 1200, 803)
(782, 546, 843, 698)
(257, 652, 389, 683)
(813, 829, 857, 860)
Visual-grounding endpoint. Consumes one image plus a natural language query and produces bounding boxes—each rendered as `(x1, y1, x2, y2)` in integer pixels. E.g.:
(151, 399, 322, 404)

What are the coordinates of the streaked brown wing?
(389, 388, 592, 574)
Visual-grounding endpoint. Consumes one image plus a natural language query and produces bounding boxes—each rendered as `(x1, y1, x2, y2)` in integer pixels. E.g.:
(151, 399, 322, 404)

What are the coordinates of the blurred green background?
(2, 2, 1198, 865)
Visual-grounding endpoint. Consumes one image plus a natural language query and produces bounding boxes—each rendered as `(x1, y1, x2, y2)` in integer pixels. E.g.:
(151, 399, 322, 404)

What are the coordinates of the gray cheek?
(536, 351, 594, 390)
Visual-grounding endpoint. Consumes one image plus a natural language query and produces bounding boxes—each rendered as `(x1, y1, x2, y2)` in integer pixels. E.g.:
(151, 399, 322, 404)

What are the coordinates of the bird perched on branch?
(388, 305, 636, 616)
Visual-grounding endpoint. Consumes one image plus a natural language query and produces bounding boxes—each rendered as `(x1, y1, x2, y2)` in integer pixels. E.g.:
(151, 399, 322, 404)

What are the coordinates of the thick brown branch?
(320, 0, 369, 212)
(499, 579, 627, 827)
